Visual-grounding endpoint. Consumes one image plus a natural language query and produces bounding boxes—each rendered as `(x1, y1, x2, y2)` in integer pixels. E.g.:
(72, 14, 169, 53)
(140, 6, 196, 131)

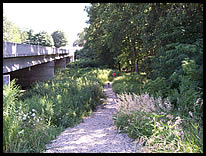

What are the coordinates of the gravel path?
(44, 82, 138, 153)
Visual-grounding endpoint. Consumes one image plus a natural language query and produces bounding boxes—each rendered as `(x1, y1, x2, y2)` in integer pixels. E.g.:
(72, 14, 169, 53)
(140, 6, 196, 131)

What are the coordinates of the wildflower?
(22, 116, 26, 121)
(175, 116, 182, 125)
(160, 112, 166, 115)
(167, 120, 172, 126)
(194, 98, 203, 106)
(31, 113, 35, 117)
(22, 114, 27, 121)
(112, 72, 116, 77)
(18, 130, 24, 135)
(189, 111, 193, 118)
(166, 114, 174, 120)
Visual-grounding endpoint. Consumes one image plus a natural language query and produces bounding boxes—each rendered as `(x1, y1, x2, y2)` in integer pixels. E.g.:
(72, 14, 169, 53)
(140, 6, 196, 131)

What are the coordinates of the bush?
(3, 67, 110, 153)
(113, 92, 203, 153)
(113, 93, 172, 140)
(168, 75, 202, 119)
(112, 73, 146, 95)
(3, 80, 23, 152)
(69, 58, 98, 68)
(108, 70, 123, 81)
(143, 77, 169, 98)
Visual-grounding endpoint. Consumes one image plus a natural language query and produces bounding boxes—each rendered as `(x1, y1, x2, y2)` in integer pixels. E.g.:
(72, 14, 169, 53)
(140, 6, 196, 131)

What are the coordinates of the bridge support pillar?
(66, 57, 70, 65)
(54, 58, 66, 73)
(10, 61, 54, 88)
(3, 74, 10, 87)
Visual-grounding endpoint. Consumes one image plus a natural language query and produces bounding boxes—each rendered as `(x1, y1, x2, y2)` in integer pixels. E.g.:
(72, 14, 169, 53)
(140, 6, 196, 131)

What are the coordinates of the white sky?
(3, 3, 91, 48)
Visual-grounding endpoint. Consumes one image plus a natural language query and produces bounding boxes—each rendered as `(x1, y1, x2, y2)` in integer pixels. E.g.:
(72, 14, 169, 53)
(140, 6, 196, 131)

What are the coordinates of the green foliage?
(143, 77, 169, 98)
(24, 29, 54, 47)
(108, 69, 122, 82)
(113, 91, 203, 153)
(23, 68, 104, 128)
(3, 80, 23, 152)
(51, 30, 68, 48)
(73, 27, 87, 47)
(113, 111, 154, 139)
(168, 75, 202, 118)
(151, 40, 203, 90)
(83, 3, 203, 78)
(3, 16, 28, 43)
(3, 67, 111, 153)
(70, 58, 99, 68)
(112, 72, 146, 95)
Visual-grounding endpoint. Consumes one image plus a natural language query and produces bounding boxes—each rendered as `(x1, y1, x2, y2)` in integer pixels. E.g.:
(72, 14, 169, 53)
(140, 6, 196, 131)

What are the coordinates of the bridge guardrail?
(3, 41, 70, 58)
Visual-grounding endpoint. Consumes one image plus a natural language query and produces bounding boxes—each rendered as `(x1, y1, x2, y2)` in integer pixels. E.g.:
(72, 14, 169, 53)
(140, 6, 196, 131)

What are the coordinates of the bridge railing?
(3, 41, 70, 58)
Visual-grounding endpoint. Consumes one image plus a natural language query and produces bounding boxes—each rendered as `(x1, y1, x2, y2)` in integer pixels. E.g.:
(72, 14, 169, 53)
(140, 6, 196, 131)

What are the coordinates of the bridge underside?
(3, 57, 71, 89)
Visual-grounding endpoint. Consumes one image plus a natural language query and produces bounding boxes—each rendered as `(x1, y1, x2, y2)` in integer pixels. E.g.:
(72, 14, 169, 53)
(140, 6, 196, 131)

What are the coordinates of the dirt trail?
(44, 82, 137, 153)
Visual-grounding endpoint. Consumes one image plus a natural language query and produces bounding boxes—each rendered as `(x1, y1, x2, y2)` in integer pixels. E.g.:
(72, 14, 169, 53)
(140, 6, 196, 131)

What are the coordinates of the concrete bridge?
(3, 41, 74, 88)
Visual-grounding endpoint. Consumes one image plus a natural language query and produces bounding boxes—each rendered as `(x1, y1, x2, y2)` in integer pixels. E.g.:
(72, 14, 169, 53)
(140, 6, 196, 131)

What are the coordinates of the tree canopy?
(78, 3, 202, 76)
(24, 29, 54, 47)
(51, 30, 68, 48)
(3, 16, 28, 43)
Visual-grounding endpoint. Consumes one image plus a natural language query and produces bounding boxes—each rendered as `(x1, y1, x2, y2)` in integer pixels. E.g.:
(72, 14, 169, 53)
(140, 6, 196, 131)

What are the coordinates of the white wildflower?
(166, 114, 174, 120)
(189, 111, 193, 118)
(36, 118, 39, 123)
(175, 116, 182, 125)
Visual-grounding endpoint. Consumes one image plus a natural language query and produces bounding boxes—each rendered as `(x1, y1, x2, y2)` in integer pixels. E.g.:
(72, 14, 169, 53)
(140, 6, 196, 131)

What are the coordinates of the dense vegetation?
(3, 16, 28, 43)
(3, 64, 111, 153)
(77, 3, 203, 153)
(3, 3, 203, 153)
(112, 72, 202, 152)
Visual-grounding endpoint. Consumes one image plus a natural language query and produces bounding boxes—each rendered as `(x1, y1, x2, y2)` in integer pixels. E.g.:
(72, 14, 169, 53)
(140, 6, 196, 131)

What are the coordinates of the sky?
(3, 3, 91, 49)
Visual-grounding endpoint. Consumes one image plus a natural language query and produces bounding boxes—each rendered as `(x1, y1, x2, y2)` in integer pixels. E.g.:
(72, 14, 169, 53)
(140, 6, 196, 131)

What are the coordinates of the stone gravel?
(44, 82, 139, 153)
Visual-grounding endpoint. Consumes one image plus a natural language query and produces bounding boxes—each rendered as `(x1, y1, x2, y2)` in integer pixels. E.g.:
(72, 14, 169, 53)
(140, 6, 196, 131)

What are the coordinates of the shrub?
(143, 77, 169, 98)
(139, 115, 185, 153)
(113, 92, 203, 153)
(168, 75, 202, 118)
(3, 67, 109, 153)
(68, 58, 98, 68)
(113, 93, 172, 140)
(108, 70, 123, 81)
(112, 73, 146, 95)
(3, 80, 24, 152)
(115, 93, 171, 114)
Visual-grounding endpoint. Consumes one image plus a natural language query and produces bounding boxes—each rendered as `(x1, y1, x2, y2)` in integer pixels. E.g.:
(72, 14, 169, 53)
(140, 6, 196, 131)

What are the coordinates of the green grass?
(112, 72, 147, 95)
(3, 66, 111, 153)
(112, 72, 203, 153)
(4, 66, 202, 153)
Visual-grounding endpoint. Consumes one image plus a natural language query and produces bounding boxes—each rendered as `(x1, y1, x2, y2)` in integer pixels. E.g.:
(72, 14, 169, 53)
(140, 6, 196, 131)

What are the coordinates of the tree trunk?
(135, 60, 139, 74)
(118, 62, 121, 71)
(132, 40, 139, 74)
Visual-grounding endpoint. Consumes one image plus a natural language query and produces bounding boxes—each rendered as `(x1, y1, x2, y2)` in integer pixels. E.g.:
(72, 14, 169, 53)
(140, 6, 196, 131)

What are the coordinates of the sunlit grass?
(3, 66, 112, 153)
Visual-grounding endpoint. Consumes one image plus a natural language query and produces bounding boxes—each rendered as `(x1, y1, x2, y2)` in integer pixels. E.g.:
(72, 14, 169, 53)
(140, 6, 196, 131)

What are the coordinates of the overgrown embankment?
(111, 72, 203, 153)
(3, 64, 111, 153)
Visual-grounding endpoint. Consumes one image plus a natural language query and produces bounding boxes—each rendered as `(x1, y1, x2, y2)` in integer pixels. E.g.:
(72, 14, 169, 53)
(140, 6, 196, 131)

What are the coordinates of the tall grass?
(113, 92, 203, 153)
(112, 73, 147, 95)
(3, 66, 111, 153)
(3, 79, 23, 152)
(112, 72, 203, 153)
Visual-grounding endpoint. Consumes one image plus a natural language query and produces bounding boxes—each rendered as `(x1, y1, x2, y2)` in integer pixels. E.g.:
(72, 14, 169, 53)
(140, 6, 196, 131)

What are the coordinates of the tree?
(82, 2, 203, 84)
(24, 30, 54, 47)
(73, 28, 88, 47)
(51, 30, 68, 48)
(3, 16, 28, 43)
(84, 3, 146, 71)
(36, 31, 54, 47)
